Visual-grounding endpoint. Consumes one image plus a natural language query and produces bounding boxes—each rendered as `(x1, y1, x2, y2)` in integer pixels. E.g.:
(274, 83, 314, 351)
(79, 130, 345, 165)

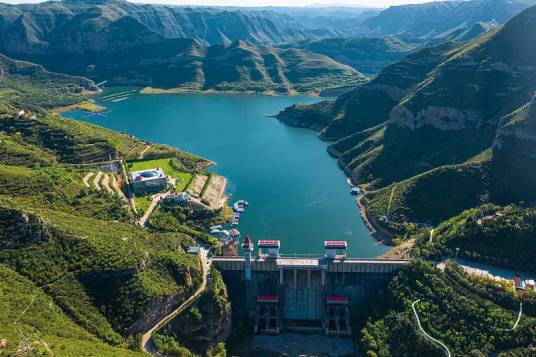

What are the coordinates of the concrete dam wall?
(213, 256, 409, 334)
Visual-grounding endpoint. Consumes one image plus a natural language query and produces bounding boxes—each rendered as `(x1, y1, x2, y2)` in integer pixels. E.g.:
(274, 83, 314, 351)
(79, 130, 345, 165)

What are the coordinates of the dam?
(213, 237, 410, 336)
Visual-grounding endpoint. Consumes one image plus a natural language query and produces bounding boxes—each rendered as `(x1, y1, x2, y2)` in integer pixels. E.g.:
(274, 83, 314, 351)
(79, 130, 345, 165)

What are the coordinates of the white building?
(131, 168, 167, 194)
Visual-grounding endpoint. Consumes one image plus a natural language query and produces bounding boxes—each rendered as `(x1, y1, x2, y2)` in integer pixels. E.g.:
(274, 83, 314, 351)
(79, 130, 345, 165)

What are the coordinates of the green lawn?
(128, 158, 193, 192)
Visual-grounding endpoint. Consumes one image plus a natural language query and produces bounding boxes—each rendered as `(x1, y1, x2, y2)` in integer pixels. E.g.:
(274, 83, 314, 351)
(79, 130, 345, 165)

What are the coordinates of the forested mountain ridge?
(0, 55, 227, 356)
(277, 5, 536, 233)
(35, 38, 366, 95)
(0, 53, 97, 112)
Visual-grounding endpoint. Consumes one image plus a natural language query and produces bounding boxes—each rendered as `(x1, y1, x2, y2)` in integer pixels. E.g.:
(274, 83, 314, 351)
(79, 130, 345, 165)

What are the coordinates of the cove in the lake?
(66, 90, 389, 257)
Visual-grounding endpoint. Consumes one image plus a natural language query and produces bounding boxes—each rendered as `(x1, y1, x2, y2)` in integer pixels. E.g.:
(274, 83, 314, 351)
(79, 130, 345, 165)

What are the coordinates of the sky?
(0, 0, 434, 8)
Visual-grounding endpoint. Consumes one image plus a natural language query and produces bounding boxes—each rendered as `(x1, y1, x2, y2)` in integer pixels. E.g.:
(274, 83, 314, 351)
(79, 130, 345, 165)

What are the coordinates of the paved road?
(138, 192, 171, 227)
(141, 247, 211, 354)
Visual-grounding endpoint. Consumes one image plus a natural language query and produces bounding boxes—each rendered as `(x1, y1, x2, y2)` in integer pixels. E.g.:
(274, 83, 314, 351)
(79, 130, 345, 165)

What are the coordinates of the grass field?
(128, 158, 193, 192)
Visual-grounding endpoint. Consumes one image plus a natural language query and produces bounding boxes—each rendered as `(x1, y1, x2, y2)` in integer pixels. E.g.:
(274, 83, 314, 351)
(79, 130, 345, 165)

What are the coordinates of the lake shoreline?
(70, 89, 389, 257)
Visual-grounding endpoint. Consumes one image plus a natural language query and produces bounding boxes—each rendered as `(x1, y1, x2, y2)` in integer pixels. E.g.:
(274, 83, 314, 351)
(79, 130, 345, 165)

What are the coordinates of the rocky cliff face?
(491, 96, 536, 204)
(161, 269, 232, 354)
(278, 5, 536, 226)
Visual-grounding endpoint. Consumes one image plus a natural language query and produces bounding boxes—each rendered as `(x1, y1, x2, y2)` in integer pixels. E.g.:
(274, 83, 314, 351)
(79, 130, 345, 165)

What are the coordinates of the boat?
(210, 225, 223, 231)
(232, 213, 241, 226)
(229, 229, 241, 239)
(237, 200, 249, 207)
(233, 202, 245, 213)
(216, 230, 230, 239)
(351, 187, 361, 195)
(210, 228, 221, 235)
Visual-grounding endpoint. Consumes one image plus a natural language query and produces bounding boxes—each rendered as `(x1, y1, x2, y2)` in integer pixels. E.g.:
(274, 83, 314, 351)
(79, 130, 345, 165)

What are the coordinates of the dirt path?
(82, 172, 94, 188)
(139, 145, 151, 160)
(138, 192, 171, 227)
(102, 174, 113, 194)
(93, 172, 103, 191)
(379, 238, 415, 260)
(141, 247, 211, 354)
(386, 184, 397, 217)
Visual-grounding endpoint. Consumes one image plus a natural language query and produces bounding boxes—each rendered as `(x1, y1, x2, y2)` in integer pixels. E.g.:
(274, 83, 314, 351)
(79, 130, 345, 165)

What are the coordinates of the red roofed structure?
(258, 240, 280, 258)
(258, 240, 280, 248)
(326, 295, 349, 305)
(324, 241, 348, 259)
(324, 241, 348, 248)
(257, 295, 279, 303)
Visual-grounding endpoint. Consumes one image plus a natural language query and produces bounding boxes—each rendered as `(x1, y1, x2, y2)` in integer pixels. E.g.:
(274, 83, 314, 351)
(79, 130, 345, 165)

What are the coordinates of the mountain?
(278, 36, 420, 76)
(277, 5, 536, 233)
(238, 6, 382, 32)
(0, 1, 365, 94)
(0, 0, 333, 55)
(361, 261, 536, 356)
(0, 55, 230, 355)
(0, 53, 96, 112)
(27, 38, 365, 95)
(361, 0, 536, 40)
(416, 204, 536, 273)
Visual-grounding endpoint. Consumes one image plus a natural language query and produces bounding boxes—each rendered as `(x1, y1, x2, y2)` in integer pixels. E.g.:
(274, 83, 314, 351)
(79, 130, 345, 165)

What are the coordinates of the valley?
(0, 0, 536, 356)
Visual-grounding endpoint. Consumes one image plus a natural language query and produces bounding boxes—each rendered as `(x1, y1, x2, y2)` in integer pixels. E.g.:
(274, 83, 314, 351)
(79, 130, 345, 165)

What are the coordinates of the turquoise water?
(66, 91, 388, 257)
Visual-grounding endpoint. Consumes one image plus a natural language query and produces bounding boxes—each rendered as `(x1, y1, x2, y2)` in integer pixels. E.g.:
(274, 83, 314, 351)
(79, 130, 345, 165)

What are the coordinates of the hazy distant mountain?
(361, 0, 536, 40)
(237, 6, 382, 32)
(278, 37, 420, 76)
(0, 0, 328, 54)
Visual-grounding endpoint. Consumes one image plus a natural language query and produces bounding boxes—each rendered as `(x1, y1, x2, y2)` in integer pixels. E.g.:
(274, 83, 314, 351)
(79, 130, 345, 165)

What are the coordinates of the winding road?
(141, 247, 211, 354)
(412, 299, 451, 357)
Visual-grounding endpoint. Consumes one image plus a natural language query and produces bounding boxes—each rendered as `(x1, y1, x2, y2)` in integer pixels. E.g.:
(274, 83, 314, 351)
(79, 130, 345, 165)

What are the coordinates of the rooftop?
(131, 168, 165, 182)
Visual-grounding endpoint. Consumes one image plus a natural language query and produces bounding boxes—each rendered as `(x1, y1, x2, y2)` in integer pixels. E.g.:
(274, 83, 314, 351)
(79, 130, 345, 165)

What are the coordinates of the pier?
(213, 237, 410, 335)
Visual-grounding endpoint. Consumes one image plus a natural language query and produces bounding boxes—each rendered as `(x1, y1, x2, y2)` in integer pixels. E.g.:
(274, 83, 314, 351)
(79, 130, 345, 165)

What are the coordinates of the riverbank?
(140, 86, 325, 97)
(67, 91, 387, 257)
(52, 99, 106, 114)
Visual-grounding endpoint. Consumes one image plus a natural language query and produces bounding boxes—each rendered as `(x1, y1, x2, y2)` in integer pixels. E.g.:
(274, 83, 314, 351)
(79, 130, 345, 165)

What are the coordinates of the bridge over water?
(213, 239, 410, 335)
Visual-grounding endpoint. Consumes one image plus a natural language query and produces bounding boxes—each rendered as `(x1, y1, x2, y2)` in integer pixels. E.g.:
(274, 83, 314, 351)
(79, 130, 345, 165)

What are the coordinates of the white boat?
(237, 200, 249, 207)
(233, 202, 245, 212)
(210, 228, 221, 235)
(232, 213, 240, 226)
(216, 230, 230, 239)
(351, 187, 361, 195)
(210, 225, 223, 231)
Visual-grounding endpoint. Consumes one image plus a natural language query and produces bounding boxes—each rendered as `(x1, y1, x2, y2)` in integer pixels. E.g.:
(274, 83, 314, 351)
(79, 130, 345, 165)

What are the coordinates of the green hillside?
(37, 38, 365, 95)
(360, 261, 536, 356)
(278, 5, 536, 237)
(0, 54, 97, 112)
(0, 263, 144, 357)
(0, 55, 224, 355)
(416, 204, 536, 273)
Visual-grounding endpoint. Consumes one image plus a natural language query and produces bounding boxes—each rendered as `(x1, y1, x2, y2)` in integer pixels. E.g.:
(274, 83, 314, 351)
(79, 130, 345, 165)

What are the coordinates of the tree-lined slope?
(278, 5, 536, 231)
(79, 39, 367, 94)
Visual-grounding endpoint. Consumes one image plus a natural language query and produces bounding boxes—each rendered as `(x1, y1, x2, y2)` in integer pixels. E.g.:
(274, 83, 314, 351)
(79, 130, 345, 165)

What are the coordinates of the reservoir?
(66, 91, 388, 257)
